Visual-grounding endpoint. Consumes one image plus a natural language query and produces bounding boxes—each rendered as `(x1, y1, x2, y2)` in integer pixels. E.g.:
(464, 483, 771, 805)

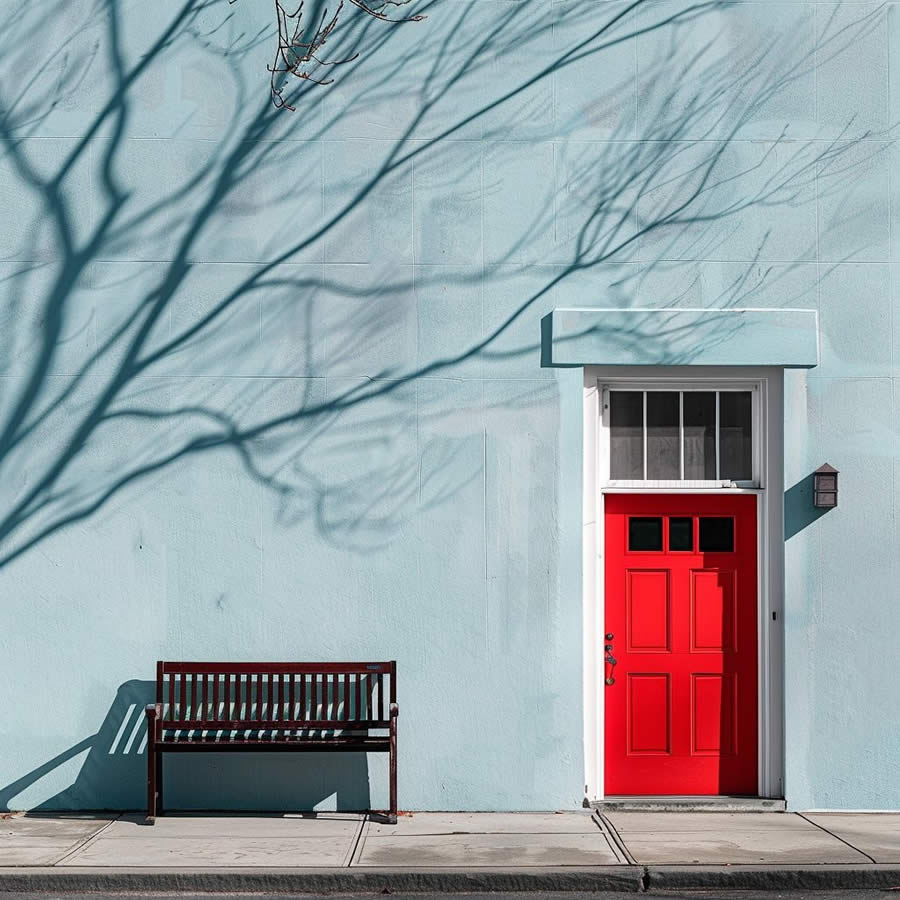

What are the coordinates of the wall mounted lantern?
(814, 463, 838, 508)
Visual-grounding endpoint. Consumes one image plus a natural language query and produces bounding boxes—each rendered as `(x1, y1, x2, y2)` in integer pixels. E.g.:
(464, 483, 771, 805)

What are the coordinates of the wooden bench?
(145, 661, 398, 823)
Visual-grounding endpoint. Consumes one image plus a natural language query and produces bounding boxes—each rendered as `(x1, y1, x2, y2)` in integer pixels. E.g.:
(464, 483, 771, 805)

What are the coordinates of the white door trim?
(582, 365, 784, 801)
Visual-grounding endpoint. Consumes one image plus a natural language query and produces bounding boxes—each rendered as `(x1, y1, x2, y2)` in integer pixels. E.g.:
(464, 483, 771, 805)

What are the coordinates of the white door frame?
(582, 365, 785, 801)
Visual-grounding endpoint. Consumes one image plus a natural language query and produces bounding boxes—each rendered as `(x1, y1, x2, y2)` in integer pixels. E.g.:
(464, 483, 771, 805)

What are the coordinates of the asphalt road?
(1, 892, 896, 899)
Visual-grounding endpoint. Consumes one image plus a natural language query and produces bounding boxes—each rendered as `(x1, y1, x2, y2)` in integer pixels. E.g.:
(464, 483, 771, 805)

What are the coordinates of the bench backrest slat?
(160, 662, 394, 674)
(154, 662, 395, 729)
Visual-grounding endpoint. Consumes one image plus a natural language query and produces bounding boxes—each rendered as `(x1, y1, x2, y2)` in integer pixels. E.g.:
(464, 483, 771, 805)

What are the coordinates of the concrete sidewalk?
(2, 810, 899, 892)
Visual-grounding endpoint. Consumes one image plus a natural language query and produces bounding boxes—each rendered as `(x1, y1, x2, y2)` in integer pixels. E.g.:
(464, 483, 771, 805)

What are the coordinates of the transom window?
(604, 387, 756, 485)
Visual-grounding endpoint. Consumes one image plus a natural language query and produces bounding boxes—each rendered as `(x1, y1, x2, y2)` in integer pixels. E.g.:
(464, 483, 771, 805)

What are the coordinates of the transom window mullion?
(642, 391, 648, 480)
(715, 391, 721, 481)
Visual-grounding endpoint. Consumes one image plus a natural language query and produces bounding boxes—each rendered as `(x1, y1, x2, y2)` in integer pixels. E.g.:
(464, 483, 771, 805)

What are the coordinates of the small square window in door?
(628, 517, 663, 551)
(669, 517, 693, 551)
(699, 517, 734, 552)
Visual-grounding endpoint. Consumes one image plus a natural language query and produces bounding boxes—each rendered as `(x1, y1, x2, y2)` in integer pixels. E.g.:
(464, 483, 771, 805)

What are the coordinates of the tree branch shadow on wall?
(0, 0, 886, 565)
(0, 0, 891, 809)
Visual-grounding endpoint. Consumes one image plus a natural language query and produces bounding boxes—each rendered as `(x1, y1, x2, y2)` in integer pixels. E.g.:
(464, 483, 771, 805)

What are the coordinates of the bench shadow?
(1, 680, 372, 814)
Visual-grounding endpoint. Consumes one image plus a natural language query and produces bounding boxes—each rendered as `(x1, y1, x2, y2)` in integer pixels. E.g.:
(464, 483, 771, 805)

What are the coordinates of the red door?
(604, 494, 757, 795)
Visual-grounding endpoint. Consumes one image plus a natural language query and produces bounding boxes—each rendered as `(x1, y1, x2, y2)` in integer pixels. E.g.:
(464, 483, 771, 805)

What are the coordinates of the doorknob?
(604, 636, 617, 686)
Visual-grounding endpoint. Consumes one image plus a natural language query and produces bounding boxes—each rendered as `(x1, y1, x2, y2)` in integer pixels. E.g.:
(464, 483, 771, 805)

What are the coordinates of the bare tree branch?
(230, 0, 424, 107)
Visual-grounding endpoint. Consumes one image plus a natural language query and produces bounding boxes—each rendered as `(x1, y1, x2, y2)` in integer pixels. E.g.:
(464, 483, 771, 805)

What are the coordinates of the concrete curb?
(1, 865, 899, 893)
(0, 866, 644, 894)
(646, 864, 900, 892)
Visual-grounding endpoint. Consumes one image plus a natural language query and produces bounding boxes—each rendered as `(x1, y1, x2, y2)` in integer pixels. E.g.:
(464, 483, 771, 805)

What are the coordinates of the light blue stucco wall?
(0, 0, 898, 811)
(546, 308, 819, 367)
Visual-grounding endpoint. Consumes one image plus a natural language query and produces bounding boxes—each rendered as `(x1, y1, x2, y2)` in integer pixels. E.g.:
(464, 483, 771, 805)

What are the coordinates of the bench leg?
(389, 721, 398, 824)
(156, 752, 164, 816)
(146, 744, 157, 824)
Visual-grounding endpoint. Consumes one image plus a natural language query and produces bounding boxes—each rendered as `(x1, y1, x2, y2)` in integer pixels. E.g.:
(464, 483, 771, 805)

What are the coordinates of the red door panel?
(604, 494, 757, 795)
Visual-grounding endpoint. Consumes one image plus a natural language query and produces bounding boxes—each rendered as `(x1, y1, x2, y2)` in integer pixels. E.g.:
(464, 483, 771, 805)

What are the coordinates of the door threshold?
(592, 795, 786, 812)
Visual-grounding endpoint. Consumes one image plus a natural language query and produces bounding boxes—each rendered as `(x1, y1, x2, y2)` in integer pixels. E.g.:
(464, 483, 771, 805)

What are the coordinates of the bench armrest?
(145, 703, 162, 719)
(390, 702, 399, 718)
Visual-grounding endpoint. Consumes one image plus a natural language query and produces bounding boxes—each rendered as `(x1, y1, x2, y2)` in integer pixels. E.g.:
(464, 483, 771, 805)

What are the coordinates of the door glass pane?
(699, 517, 734, 552)
(629, 517, 663, 551)
(646, 392, 680, 480)
(683, 391, 716, 480)
(719, 391, 752, 481)
(669, 517, 693, 551)
(610, 391, 644, 479)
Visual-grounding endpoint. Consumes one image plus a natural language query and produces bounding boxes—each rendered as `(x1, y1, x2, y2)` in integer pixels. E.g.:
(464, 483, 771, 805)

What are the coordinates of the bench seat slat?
(160, 721, 390, 741)
(157, 738, 391, 752)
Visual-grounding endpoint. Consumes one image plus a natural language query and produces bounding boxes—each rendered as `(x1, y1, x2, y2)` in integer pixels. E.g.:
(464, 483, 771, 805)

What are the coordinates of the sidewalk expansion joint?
(594, 811, 637, 866)
(345, 813, 368, 867)
(52, 814, 122, 866)
(797, 811, 878, 864)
